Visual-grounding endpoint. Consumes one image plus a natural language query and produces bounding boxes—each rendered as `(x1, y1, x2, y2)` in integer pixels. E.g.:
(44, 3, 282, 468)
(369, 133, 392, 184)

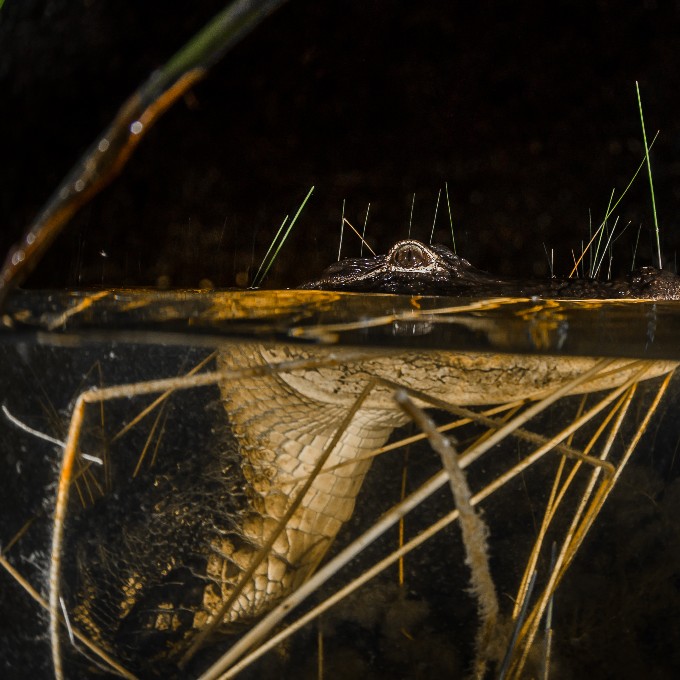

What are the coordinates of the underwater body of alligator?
(63, 240, 680, 676)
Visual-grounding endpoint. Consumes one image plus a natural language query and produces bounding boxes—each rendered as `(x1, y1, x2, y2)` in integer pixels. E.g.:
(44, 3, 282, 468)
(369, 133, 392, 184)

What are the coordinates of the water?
(6, 288, 680, 357)
(1, 289, 679, 679)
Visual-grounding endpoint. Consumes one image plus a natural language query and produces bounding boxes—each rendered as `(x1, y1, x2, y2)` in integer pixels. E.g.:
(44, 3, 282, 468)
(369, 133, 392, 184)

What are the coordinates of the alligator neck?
(213, 344, 406, 621)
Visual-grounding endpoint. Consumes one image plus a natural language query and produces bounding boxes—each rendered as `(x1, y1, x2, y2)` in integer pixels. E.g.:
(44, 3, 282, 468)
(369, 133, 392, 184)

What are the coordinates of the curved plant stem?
(0, 0, 288, 309)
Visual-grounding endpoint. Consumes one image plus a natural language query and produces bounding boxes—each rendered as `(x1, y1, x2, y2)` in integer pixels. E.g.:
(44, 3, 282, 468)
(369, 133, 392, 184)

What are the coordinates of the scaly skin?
(301, 239, 680, 299)
(67, 240, 678, 674)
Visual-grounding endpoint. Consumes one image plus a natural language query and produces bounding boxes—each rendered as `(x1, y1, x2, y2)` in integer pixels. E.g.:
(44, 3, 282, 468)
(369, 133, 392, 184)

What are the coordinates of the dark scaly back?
(62, 400, 249, 677)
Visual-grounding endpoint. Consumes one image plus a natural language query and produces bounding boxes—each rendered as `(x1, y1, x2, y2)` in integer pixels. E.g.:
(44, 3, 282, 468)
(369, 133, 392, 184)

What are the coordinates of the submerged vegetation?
(1, 293, 678, 678)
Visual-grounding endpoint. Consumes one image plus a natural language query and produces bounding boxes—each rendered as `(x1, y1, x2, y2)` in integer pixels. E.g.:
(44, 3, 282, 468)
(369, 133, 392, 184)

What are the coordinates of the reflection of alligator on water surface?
(2, 240, 680, 679)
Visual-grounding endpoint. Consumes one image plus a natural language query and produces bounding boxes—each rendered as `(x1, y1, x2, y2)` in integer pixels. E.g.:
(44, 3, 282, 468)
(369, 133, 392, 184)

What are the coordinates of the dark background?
(1, 0, 680, 291)
(2, 3, 680, 678)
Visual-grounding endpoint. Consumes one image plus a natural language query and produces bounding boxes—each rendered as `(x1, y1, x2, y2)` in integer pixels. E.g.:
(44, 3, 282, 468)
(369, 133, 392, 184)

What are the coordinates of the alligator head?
(300, 239, 680, 300)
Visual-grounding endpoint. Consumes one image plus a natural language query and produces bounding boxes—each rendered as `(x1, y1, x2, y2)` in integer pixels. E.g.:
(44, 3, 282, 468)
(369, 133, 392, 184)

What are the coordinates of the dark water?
(5, 288, 680, 359)
(1, 289, 679, 678)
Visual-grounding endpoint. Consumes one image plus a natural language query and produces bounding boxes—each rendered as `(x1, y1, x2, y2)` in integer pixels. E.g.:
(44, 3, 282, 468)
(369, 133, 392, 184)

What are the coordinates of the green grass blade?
(254, 186, 315, 287)
(445, 182, 456, 253)
(252, 214, 288, 287)
(636, 81, 662, 268)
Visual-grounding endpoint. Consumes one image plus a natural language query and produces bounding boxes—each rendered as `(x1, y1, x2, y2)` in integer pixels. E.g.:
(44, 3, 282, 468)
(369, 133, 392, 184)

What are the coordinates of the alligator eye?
(389, 241, 432, 269)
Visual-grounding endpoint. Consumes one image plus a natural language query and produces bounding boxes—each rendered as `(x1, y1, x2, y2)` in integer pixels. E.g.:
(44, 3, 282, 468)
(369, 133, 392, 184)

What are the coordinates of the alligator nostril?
(391, 242, 430, 269)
